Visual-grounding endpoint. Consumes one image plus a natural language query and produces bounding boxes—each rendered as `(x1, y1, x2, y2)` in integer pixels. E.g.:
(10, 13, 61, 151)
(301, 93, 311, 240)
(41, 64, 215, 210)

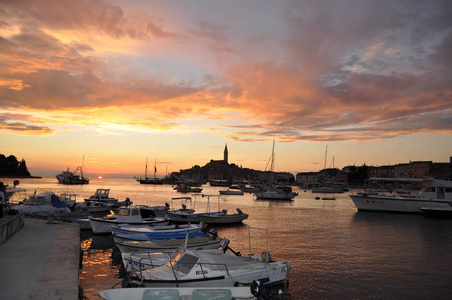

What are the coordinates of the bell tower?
(224, 144, 228, 164)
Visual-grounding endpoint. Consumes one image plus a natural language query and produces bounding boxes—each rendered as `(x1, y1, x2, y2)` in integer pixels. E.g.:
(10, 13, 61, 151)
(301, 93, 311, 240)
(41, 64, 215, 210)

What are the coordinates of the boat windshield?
(25, 195, 50, 205)
(118, 208, 129, 216)
(166, 250, 199, 274)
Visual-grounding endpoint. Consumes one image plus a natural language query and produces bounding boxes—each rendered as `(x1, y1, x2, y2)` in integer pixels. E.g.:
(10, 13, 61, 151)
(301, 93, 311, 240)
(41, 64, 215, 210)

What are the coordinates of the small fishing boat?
(129, 247, 290, 288)
(76, 200, 113, 214)
(89, 206, 170, 234)
(83, 188, 132, 209)
(174, 184, 203, 193)
(254, 186, 298, 200)
(219, 189, 244, 195)
(114, 235, 223, 253)
(111, 224, 206, 241)
(128, 227, 290, 288)
(199, 208, 249, 225)
(165, 196, 222, 223)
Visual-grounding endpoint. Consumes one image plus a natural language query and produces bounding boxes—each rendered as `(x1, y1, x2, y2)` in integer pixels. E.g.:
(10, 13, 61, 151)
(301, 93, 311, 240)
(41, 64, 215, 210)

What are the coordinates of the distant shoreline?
(0, 176, 42, 179)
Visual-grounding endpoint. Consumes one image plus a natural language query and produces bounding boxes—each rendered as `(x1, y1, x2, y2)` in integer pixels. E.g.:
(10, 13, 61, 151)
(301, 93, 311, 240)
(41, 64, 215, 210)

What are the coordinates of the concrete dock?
(0, 216, 80, 300)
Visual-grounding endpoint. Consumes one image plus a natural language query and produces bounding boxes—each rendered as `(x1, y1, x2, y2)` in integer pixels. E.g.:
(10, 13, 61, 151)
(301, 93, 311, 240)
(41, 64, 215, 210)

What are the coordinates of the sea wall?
(0, 212, 25, 245)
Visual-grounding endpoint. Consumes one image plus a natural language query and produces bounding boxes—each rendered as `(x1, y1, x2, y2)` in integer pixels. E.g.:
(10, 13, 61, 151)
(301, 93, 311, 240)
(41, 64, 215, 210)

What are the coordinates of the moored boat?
(254, 186, 298, 200)
(89, 206, 170, 234)
(84, 188, 132, 210)
(128, 247, 290, 288)
(199, 208, 249, 225)
(111, 224, 206, 241)
(219, 189, 244, 195)
(165, 196, 222, 223)
(11, 192, 71, 215)
(350, 178, 452, 213)
(127, 226, 290, 288)
(99, 287, 256, 300)
(113, 235, 223, 253)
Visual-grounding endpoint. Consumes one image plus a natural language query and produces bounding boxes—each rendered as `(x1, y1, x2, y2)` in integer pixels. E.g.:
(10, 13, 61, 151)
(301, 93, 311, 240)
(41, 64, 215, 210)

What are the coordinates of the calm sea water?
(4, 177, 452, 299)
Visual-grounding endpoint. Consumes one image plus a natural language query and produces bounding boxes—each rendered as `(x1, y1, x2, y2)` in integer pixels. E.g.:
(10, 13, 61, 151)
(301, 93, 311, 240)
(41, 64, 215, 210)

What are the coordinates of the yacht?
(350, 178, 452, 213)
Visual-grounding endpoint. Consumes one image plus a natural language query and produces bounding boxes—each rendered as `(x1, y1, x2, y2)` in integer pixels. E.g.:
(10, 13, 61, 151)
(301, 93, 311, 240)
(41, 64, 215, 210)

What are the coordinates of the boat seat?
(142, 289, 181, 300)
(192, 289, 232, 300)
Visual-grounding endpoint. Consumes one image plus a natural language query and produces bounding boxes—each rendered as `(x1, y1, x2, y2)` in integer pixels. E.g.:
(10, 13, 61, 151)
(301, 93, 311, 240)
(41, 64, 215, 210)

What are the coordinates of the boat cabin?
(89, 188, 112, 200)
(420, 179, 452, 200)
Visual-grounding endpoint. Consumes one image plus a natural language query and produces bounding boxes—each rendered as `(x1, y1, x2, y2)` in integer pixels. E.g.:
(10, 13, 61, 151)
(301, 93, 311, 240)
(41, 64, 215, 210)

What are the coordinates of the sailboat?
(253, 141, 298, 200)
(137, 158, 163, 184)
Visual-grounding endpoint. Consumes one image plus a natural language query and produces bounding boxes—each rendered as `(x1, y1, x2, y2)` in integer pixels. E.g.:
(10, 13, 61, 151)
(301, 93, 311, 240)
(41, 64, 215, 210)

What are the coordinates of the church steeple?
(224, 143, 228, 164)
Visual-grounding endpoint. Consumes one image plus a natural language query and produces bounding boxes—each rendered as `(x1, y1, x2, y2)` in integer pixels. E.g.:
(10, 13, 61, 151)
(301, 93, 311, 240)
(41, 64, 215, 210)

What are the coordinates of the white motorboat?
(350, 178, 452, 213)
(84, 188, 132, 209)
(76, 201, 113, 214)
(11, 192, 71, 215)
(129, 247, 290, 288)
(254, 186, 298, 200)
(129, 227, 290, 288)
(174, 184, 203, 193)
(59, 193, 77, 208)
(99, 287, 256, 300)
(114, 235, 223, 253)
(56, 167, 89, 184)
(165, 196, 222, 223)
(89, 206, 170, 234)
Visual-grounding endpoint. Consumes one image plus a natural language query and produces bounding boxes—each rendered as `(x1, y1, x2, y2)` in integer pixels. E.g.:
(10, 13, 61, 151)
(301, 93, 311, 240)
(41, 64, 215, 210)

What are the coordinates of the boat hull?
(114, 236, 222, 253)
(420, 206, 452, 218)
(254, 192, 295, 200)
(99, 287, 256, 300)
(199, 213, 248, 225)
(133, 261, 289, 288)
(89, 217, 169, 234)
(350, 195, 452, 213)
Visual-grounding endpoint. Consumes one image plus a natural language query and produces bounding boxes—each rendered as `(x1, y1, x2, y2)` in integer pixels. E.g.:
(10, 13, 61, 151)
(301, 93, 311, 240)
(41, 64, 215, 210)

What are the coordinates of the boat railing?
(168, 261, 232, 283)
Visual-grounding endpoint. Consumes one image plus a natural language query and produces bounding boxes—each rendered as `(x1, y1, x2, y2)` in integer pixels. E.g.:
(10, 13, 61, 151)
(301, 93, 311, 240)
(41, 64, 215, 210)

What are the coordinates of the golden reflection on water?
(79, 237, 122, 300)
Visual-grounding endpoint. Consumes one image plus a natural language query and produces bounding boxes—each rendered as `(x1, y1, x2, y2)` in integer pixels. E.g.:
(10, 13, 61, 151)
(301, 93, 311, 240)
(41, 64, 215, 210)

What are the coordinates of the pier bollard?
(47, 211, 54, 224)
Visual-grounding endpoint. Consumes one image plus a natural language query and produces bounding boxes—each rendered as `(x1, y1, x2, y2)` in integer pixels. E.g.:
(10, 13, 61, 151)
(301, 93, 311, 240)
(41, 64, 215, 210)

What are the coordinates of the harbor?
(1, 176, 452, 299)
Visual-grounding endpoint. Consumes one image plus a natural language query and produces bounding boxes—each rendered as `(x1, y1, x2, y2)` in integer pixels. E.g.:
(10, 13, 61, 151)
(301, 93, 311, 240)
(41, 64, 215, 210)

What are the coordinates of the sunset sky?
(1, 0, 451, 177)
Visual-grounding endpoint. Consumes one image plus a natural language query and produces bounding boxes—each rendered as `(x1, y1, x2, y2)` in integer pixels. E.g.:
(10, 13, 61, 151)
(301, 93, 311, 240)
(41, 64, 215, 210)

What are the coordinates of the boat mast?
(324, 145, 328, 170)
(153, 159, 157, 180)
(81, 155, 85, 179)
(144, 157, 148, 179)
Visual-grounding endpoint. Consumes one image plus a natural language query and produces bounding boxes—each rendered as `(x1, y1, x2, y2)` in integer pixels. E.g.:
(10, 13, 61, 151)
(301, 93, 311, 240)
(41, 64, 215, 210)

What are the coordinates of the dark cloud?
(0, 113, 53, 135)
